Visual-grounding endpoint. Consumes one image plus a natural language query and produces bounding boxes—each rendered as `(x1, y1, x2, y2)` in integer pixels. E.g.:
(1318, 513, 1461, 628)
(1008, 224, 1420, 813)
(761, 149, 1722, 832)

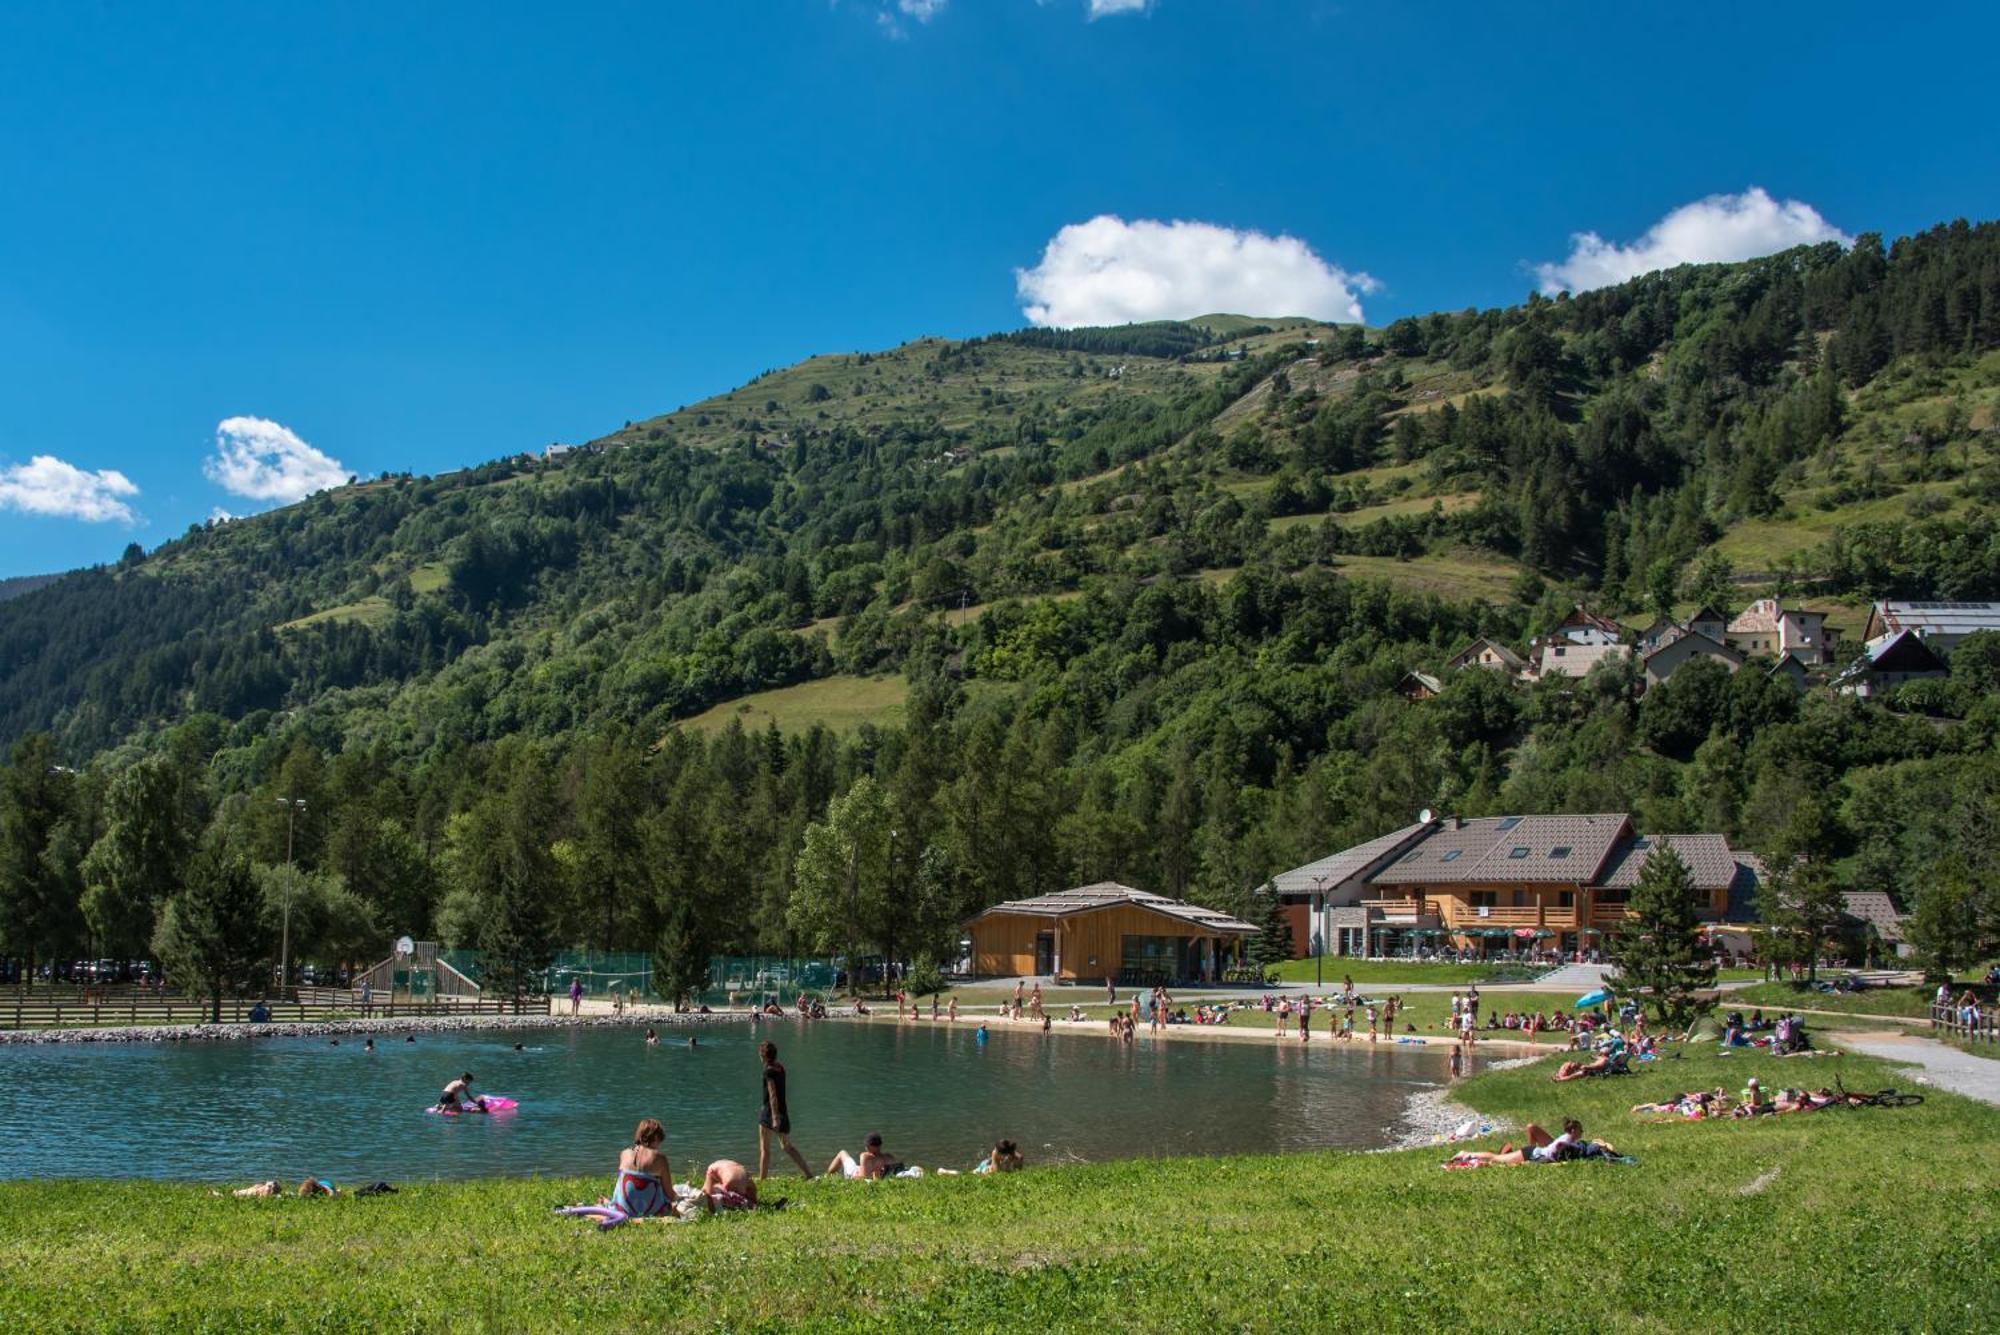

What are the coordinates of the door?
(1034, 932, 1055, 976)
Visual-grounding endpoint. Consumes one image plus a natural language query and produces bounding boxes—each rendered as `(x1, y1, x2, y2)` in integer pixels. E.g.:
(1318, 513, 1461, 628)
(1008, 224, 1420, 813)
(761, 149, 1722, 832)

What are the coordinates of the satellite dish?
(395, 935, 415, 958)
(1418, 808, 1434, 824)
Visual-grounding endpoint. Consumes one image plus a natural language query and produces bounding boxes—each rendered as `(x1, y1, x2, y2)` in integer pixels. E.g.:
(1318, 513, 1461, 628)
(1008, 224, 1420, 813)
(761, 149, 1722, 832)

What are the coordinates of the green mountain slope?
(2, 224, 1998, 761)
(2, 220, 1999, 975)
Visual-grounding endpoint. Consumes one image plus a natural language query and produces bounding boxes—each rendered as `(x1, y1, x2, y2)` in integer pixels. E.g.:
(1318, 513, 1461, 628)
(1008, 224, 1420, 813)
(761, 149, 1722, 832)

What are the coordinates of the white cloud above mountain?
(1016, 215, 1375, 328)
(1087, 0, 1152, 16)
(203, 416, 348, 504)
(1535, 187, 1851, 295)
(0, 455, 140, 523)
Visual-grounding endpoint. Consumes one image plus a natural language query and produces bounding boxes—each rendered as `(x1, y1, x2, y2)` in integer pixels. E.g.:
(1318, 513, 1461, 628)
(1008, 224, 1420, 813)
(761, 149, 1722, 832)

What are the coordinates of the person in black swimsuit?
(756, 1040, 813, 1180)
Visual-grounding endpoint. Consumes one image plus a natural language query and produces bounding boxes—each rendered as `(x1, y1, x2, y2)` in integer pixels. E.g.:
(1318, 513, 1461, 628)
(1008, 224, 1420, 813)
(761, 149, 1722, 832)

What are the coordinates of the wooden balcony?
(1588, 903, 1633, 928)
(1360, 898, 1428, 918)
(1432, 902, 1582, 930)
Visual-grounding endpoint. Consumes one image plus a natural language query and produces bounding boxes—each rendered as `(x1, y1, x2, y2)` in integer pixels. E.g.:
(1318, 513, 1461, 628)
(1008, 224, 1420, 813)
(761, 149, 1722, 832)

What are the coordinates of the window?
(1496, 816, 1522, 832)
(1399, 849, 1423, 864)
(1550, 845, 1571, 860)
(1470, 891, 1497, 908)
(1508, 846, 1530, 859)
(1558, 891, 1575, 908)
(1441, 849, 1462, 863)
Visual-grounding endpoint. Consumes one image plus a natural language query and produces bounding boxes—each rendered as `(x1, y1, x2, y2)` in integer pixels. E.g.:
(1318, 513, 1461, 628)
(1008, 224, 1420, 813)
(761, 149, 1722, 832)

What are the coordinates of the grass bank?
(2, 1045, 1994, 1332)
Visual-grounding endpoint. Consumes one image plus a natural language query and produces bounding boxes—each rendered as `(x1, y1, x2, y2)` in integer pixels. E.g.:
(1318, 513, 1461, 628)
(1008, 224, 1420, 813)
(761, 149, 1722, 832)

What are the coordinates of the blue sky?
(1, 1, 1996, 576)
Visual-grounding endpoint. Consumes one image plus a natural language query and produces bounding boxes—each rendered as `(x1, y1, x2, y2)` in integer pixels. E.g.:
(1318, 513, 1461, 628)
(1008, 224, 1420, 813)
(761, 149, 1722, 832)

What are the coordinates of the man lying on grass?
(1444, 1118, 1627, 1168)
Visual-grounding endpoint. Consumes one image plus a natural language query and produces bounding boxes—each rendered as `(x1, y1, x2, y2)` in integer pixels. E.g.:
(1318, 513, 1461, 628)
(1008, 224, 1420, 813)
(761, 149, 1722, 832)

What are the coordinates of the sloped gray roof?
(972, 882, 1257, 934)
(1272, 820, 1430, 896)
(1597, 833, 1740, 891)
(1840, 890, 1905, 941)
(1447, 637, 1525, 671)
(1373, 813, 1631, 885)
(1873, 601, 2000, 637)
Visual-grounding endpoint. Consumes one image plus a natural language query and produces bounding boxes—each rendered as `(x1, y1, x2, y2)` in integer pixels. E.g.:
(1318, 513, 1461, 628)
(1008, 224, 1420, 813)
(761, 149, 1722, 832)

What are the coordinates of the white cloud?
(1088, 0, 1152, 16)
(1535, 187, 1851, 295)
(1016, 215, 1376, 328)
(0, 455, 140, 523)
(203, 416, 348, 504)
(876, 0, 944, 37)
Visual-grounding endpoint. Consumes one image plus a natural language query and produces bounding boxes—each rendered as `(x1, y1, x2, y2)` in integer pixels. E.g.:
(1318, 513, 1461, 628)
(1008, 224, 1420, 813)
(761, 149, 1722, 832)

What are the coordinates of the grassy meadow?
(3, 1043, 1993, 1332)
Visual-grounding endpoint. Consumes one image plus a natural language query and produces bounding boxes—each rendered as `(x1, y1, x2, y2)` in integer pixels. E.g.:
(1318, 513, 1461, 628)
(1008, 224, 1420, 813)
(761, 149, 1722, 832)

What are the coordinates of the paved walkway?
(1830, 1030, 2000, 1107)
(1531, 962, 1614, 990)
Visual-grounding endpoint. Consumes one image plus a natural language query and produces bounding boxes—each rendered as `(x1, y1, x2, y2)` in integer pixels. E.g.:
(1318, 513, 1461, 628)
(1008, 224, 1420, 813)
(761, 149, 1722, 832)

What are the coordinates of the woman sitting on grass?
(1631, 1088, 1732, 1118)
(554, 1118, 675, 1228)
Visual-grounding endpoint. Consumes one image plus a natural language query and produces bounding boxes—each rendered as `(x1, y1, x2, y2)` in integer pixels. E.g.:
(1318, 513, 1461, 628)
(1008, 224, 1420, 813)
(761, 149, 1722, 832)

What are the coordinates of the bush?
(907, 954, 946, 997)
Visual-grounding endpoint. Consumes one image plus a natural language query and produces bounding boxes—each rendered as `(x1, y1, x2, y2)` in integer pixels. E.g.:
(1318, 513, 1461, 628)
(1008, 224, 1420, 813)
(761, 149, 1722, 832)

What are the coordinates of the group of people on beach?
(552, 1037, 1023, 1227)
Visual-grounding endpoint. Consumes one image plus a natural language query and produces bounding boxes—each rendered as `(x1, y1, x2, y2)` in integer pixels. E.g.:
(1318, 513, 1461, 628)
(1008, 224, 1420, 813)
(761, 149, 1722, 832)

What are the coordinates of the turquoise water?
(0, 1020, 1458, 1182)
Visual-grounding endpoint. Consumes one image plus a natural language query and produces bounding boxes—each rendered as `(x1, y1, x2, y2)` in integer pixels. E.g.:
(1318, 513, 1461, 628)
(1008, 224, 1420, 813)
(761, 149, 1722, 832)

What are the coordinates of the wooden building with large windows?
(1271, 813, 1760, 959)
(966, 883, 1258, 985)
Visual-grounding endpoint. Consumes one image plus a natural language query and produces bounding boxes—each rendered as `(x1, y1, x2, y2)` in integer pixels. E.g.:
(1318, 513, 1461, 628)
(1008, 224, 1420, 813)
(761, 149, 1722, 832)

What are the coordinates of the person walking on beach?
(947, 995, 958, 1023)
(569, 976, 584, 1017)
(1013, 979, 1025, 1014)
(1275, 997, 1291, 1038)
(1029, 982, 1043, 1020)
(1366, 1004, 1378, 1042)
(1299, 995, 1312, 1043)
(1105, 976, 1116, 1007)
(755, 1041, 813, 1180)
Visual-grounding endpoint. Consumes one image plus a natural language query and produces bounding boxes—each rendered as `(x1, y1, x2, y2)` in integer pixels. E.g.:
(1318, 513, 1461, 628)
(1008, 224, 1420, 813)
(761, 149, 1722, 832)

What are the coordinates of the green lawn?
(1265, 958, 1537, 985)
(2, 1044, 1992, 1331)
(1728, 980, 1937, 1020)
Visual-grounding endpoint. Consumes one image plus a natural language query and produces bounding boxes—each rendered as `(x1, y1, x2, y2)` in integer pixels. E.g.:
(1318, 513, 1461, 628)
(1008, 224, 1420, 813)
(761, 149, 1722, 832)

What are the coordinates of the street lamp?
(275, 797, 307, 994)
(1310, 875, 1330, 987)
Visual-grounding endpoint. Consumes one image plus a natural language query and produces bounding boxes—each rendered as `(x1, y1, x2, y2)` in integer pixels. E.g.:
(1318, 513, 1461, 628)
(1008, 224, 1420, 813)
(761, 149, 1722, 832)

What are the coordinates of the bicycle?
(1831, 1079, 1924, 1109)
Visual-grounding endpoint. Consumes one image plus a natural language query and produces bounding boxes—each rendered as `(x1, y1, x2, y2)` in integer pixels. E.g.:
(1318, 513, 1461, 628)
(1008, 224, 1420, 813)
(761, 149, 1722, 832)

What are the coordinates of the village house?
(1835, 629, 1949, 697)
(1640, 629, 1744, 686)
(1271, 812, 1759, 960)
(965, 883, 1258, 986)
(1445, 637, 1526, 675)
(1398, 670, 1444, 701)
(1725, 598, 1833, 665)
(1552, 605, 1625, 646)
(1861, 600, 2000, 654)
(1533, 639, 1631, 679)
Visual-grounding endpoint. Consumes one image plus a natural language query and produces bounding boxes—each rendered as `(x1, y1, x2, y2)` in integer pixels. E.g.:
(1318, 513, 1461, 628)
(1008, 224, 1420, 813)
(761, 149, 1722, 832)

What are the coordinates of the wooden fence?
(1930, 1004, 1997, 1043)
(1, 986, 529, 1030)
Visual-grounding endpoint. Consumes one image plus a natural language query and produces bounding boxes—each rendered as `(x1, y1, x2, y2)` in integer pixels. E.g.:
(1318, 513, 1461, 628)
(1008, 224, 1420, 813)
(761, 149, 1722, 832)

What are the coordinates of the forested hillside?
(2, 220, 1998, 991)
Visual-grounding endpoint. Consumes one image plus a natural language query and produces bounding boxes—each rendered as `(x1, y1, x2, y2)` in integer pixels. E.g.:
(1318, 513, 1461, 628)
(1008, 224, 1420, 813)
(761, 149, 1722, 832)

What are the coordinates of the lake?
(0, 1019, 1462, 1182)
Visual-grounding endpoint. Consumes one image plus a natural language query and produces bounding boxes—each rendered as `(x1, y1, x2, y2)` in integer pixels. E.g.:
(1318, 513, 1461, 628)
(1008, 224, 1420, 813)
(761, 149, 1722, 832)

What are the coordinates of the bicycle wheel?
(1877, 1092, 1924, 1107)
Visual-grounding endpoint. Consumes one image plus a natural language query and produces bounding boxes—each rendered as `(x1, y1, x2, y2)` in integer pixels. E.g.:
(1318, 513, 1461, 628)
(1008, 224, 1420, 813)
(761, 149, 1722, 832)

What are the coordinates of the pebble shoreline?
(0, 1008, 789, 1046)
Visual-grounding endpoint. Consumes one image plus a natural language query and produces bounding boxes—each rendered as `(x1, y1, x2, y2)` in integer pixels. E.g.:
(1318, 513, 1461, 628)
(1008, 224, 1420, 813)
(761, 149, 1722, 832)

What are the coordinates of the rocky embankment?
(0, 1007, 797, 1046)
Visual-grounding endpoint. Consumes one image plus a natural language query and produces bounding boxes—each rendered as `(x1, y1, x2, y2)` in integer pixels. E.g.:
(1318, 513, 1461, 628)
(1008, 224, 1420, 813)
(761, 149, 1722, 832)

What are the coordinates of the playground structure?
(350, 939, 485, 1006)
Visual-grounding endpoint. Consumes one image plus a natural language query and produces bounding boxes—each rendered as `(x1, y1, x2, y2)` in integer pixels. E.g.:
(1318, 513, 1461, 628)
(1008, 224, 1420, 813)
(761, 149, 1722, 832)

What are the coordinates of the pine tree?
(1248, 884, 1294, 973)
(1608, 845, 1715, 1031)
(1902, 869, 1982, 985)
(651, 891, 712, 1011)
(152, 850, 268, 1023)
(481, 865, 557, 1006)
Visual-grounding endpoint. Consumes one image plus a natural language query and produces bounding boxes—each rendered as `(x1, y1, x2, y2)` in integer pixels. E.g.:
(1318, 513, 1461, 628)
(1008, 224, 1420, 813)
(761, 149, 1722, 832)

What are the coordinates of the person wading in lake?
(756, 1040, 813, 1180)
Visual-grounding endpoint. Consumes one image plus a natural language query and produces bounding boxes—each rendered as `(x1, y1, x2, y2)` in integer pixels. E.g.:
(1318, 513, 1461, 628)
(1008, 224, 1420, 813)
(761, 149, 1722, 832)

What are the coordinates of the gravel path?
(1830, 1030, 2000, 1107)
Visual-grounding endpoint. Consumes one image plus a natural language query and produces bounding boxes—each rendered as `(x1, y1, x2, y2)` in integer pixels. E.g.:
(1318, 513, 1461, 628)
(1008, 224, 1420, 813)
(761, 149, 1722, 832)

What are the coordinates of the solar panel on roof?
(1550, 846, 1571, 859)
(1441, 849, 1461, 863)
(1508, 846, 1530, 859)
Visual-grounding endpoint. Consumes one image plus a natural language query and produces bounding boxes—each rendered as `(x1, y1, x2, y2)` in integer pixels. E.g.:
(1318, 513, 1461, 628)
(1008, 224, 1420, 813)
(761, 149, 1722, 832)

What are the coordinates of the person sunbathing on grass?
(1631, 1087, 1731, 1117)
(226, 1178, 336, 1197)
(1445, 1118, 1618, 1167)
(825, 1132, 902, 1181)
(973, 1138, 1024, 1174)
(689, 1158, 764, 1213)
